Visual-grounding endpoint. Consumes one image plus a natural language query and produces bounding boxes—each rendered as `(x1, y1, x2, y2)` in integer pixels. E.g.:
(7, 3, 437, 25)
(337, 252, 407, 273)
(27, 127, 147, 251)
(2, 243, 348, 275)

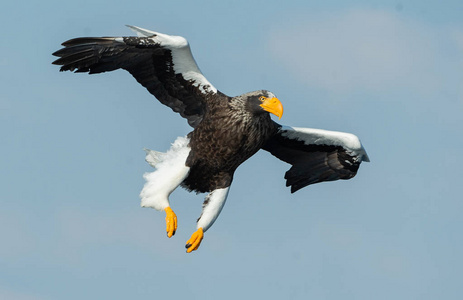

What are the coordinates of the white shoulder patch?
(126, 25, 217, 94)
(279, 125, 370, 162)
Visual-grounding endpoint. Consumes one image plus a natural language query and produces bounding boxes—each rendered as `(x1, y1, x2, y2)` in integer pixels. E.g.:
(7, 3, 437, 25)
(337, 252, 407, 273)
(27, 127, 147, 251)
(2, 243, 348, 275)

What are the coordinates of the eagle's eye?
(259, 96, 266, 102)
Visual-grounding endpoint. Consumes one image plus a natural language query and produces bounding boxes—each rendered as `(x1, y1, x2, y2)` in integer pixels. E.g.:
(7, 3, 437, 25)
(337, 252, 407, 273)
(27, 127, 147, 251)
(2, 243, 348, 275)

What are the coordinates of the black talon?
(185, 243, 191, 249)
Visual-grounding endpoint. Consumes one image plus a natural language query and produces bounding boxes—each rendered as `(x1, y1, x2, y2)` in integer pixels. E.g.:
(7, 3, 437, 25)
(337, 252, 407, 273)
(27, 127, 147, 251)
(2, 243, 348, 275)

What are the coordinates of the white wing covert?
(262, 124, 369, 193)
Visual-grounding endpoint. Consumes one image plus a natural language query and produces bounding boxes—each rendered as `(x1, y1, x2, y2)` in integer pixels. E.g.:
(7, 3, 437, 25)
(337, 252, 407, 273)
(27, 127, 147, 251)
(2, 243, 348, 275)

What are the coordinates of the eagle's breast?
(182, 98, 277, 192)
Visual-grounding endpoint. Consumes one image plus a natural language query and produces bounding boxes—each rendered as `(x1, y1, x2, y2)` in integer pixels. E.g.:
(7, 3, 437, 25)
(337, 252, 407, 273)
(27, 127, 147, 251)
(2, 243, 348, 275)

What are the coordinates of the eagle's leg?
(164, 207, 178, 238)
(185, 227, 203, 253)
(140, 137, 191, 238)
(185, 187, 230, 253)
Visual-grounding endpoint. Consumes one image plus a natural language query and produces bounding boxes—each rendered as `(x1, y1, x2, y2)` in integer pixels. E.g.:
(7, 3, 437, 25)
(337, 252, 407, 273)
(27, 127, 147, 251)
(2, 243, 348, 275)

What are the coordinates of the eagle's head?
(245, 90, 284, 120)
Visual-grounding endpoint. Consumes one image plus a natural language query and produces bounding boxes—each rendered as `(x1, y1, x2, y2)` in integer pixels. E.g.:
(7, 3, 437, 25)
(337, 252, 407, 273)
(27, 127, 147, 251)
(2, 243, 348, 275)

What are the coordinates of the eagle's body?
(52, 26, 369, 253)
(185, 92, 277, 192)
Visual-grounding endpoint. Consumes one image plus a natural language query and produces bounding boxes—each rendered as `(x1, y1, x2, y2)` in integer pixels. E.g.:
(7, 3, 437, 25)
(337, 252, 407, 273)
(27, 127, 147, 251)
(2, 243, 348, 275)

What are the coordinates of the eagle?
(52, 25, 369, 253)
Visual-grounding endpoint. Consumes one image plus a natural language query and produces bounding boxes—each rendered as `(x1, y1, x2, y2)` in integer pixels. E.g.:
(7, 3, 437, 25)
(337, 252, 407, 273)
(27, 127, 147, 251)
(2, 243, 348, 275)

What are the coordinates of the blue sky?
(1, 0, 462, 299)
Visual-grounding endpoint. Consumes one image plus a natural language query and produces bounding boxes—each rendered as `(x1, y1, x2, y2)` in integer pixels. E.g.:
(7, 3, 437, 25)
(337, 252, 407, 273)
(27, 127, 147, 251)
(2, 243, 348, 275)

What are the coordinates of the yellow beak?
(260, 97, 284, 120)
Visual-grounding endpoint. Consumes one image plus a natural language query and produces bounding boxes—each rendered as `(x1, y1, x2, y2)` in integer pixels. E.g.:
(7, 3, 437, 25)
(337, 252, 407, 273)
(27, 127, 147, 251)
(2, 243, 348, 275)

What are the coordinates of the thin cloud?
(269, 9, 462, 96)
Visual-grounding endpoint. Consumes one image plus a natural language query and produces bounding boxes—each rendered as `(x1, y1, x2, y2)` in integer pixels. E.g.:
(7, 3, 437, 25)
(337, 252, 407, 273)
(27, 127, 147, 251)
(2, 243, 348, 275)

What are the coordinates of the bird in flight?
(52, 25, 369, 253)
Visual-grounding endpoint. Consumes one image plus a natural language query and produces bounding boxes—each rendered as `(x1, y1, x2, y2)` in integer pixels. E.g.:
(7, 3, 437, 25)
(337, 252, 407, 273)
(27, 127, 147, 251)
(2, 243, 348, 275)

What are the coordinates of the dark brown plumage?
(184, 92, 279, 193)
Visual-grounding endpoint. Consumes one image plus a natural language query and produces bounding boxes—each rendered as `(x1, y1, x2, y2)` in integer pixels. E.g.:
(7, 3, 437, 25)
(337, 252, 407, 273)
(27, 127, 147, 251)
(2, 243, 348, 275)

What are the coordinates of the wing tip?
(362, 152, 370, 162)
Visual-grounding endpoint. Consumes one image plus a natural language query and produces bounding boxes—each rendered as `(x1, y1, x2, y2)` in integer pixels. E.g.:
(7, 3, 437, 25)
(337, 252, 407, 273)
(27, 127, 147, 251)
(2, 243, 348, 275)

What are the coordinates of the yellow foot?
(185, 227, 204, 253)
(164, 207, 177, 238)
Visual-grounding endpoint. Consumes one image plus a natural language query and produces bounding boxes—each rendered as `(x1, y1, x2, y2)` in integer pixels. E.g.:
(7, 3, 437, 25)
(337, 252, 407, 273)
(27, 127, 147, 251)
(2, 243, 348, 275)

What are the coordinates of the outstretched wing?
(262, 123, 369, 193)
(52, 25, 223, 127)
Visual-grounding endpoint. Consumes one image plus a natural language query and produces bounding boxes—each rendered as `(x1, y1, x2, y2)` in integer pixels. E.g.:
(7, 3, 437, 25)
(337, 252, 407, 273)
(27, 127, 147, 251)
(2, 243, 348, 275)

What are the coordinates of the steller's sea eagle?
(52, 26, 369, 253)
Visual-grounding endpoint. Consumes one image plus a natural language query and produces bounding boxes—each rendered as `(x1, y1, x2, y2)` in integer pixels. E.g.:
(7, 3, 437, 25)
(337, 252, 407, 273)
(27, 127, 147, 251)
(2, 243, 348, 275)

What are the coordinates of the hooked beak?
(260, 97, 284, 120)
